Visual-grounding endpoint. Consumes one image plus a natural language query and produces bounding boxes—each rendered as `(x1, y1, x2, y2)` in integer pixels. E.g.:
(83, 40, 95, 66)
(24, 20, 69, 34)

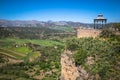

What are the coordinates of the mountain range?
(0, 19, 94, 28)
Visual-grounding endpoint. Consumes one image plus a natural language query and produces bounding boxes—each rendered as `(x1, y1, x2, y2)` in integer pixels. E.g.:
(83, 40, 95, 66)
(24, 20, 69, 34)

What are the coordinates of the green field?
(0, 38, 64, 47)
(0, 38, 64, 80)
(0, 48, 26, 59)
(0, 38, 64, 60)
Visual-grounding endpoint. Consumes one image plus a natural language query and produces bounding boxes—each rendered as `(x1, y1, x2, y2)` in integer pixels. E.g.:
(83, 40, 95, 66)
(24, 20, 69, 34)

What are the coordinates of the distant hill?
(0, 19, 94, 28)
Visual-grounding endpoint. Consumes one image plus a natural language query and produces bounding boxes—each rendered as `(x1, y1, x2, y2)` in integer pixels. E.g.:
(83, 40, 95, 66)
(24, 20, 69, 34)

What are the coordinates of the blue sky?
(0, 0, 120, 23)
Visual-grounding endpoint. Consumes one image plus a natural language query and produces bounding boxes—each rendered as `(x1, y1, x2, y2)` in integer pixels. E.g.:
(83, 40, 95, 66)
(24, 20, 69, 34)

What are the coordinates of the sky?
(0, 0, 120, 23)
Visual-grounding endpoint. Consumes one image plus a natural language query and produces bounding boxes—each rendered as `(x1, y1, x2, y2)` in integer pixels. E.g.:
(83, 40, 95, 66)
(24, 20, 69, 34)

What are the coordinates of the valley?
(0, 23, 120, 80)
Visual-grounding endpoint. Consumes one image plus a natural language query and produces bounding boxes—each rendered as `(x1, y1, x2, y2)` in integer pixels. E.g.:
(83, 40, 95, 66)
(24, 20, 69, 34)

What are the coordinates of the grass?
(11, 47, 31, 54)
(0, 38, 63, 61)
(0, 38, 63, 80)
(0, 52, 17, 59)
(0, 48, 25, 59)
(0, 38, 64, 47)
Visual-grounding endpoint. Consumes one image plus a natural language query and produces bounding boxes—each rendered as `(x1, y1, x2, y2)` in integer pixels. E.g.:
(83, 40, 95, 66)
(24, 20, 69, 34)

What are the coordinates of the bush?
(74, 49, 87, 65)
(99, 27, 115, 38)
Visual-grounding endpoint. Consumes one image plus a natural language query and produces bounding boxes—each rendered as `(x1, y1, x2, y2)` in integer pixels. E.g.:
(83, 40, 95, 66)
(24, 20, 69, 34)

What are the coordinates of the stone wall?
(76, 28, 101, 38)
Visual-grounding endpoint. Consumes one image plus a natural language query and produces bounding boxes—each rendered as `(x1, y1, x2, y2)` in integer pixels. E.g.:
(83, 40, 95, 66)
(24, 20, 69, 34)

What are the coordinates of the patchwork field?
(0, 38, 64, 80)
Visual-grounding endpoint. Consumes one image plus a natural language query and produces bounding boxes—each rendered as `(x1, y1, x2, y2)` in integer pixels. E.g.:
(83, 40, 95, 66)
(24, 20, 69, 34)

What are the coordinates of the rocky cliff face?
(61, 50, 95, 80)
(61, 50, 79, 80)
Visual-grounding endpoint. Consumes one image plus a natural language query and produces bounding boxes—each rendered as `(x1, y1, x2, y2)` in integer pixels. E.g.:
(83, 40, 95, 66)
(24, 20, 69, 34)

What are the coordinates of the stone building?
(75, 14, 107, 38)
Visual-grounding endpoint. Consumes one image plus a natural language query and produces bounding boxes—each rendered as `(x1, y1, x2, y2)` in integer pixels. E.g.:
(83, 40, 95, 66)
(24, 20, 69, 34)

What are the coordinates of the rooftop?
(94, 14, 107, 20)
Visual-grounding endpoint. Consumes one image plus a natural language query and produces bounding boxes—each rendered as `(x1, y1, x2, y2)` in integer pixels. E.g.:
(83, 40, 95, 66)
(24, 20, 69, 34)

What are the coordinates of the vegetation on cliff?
(66, 24, 120, 80)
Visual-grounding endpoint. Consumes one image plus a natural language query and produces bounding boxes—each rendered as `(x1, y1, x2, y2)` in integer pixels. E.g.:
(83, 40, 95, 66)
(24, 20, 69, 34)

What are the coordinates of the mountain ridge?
(0, 19, 94, 28)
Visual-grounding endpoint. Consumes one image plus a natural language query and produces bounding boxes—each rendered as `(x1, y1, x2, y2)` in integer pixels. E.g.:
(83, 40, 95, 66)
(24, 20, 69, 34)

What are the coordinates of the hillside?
(0, 27, 75, 39)
(0, 38, 64, 80)
(62, 37, 120, 80)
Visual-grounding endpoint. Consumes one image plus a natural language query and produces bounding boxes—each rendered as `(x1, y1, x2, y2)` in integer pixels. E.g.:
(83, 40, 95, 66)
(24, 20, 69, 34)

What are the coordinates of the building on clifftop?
(94, 14, 107, 29)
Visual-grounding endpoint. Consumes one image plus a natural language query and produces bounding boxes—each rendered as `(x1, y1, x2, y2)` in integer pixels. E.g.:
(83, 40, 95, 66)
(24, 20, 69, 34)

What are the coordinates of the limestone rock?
(61, 50, 95, 80)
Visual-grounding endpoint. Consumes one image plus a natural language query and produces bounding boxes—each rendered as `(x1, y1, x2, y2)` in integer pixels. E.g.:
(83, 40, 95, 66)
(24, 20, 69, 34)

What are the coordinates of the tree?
(99, 27, 115, 38)
(113, 23, 120, 32)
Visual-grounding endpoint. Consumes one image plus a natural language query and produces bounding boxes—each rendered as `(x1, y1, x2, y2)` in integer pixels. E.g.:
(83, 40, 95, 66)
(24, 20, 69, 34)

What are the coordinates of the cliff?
(61, 50, 95, 80)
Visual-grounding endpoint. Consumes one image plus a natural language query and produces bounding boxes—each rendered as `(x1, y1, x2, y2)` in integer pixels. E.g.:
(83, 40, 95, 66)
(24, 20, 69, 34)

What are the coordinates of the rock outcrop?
(61, 50, 79, 80)
(61, 50, 95, 80)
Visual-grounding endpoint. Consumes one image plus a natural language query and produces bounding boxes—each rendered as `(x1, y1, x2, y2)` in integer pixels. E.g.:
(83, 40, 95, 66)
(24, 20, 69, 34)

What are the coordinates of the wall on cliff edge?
(76, 28, 101, 38)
